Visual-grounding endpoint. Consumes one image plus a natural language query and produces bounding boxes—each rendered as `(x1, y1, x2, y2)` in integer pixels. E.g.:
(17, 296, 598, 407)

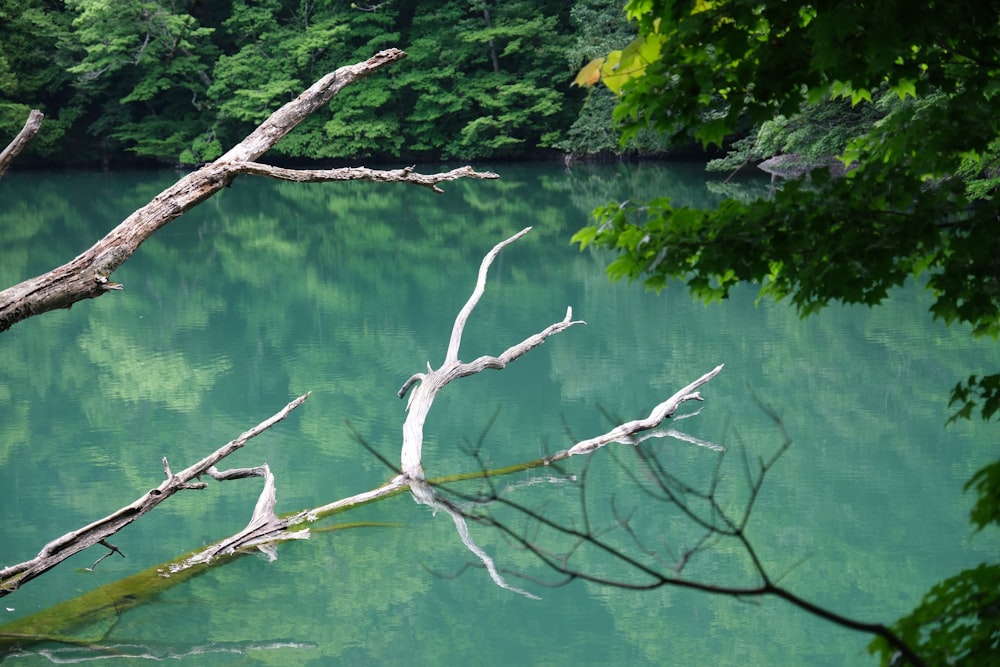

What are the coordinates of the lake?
(0, 162, 997, 665)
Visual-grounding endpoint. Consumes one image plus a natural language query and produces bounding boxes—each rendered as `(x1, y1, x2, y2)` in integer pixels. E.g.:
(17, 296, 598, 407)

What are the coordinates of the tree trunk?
(0, 109, 44, 177)
(481, 3, 501, 73)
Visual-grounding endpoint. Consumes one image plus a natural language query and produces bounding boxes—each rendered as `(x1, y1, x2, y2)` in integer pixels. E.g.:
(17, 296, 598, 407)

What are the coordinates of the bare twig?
(86, 540, 126, 571)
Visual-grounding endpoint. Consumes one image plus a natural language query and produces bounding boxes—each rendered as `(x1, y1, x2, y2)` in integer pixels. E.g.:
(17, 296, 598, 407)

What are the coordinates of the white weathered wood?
(548, 364, 725, 461)
(231, 162, 498, 194)
(398, 228, 585, 479)
(180, 464, 310, 568)
(445, 227, 532, 363)
(388, 229, 727, 600)
(1, 228, 726, 598)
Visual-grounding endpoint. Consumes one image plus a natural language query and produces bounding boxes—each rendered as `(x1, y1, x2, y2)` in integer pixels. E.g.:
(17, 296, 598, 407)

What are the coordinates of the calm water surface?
(0, 163, 997, 665)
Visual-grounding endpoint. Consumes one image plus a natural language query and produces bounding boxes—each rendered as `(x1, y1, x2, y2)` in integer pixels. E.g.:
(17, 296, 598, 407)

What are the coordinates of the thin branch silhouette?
(402, 401, 925, 667)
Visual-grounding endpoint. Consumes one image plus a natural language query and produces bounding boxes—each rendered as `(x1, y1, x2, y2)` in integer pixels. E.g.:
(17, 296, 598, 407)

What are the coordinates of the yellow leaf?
(573, 57, 605, 87)
(602, 50, 629, 94)
(579, 29, 664, 95)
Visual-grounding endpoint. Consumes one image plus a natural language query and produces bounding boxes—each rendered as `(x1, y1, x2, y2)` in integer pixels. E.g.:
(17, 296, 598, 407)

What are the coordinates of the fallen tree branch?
(0, 49, 495, 333)
(0, 109, 44, 178)
(232, 162, 499, 194)
(0, 393, 309, 597)
(0, 226, 725, 603)
(0, 220, 926, 663)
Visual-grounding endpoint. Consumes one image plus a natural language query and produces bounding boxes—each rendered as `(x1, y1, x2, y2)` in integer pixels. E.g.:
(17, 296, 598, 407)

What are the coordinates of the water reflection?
(0, 163, 997, 665)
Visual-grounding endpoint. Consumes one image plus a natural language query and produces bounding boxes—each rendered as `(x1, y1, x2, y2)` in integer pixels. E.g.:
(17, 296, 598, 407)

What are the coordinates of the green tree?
(200, 0, 400, 162)
(394, 0, 579, 159)
(560, 0, 671, 157)
(2, 0, 593, 164)
(0, 0, 76, 157)
(62, 0, 217, 161)
(573, 1, 1000, 663)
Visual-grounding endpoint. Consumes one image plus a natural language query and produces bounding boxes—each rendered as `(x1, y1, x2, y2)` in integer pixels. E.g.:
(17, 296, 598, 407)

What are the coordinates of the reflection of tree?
(78, 324, 232, 412)
(559, 161, 729, 218)
(705, 177, 773, 203)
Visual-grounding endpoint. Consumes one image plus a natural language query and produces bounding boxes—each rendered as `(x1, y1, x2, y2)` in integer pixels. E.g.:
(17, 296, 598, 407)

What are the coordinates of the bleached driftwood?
(189, 228, 723, 596)
(231, 162, 496, 195)
(179, 464, 309, 568)
(396, 227, 584, 480)
(0, 109, 43, 178)
(0, 394, 308, 597)
(0, 49, 498, 333)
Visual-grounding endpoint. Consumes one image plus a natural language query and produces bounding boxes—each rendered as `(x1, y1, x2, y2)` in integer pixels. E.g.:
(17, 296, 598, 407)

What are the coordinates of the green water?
(0, 163, 996, 665)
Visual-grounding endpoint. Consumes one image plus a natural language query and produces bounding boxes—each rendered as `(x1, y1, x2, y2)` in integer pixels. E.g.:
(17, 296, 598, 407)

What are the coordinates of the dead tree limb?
(0, 226, 725, 600)
(546, 364, 723, 461)
(178, 229, 724, 596)
(0, 393, 309, 597)
(0, 224, 926, 664)
(0, 49, 496, 333)
(0, 228, 733, 656)
(397, 227, 586, 480)
(179, 464, 309, 568)
(0, 109, 44, 178)
(232, 162, 498, 194)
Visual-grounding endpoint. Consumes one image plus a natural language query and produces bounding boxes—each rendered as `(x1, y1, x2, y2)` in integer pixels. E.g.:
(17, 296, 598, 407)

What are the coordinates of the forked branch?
(397, 227, 586, 480)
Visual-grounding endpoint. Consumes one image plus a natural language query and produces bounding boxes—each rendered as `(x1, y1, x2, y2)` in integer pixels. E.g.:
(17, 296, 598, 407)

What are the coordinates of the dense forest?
(0, 0, 662, 166)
